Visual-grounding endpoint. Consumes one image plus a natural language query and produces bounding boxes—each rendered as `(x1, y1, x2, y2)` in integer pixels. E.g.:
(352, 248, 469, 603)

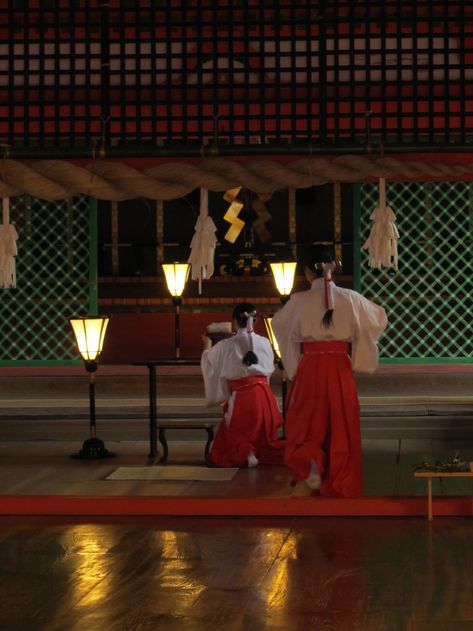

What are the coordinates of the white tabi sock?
(247, 453, 259, 468)
(305, 459, 322, 490)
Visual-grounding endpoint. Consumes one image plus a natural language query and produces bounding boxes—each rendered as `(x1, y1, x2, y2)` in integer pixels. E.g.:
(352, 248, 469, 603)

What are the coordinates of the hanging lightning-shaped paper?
(362, 177, 399, 270)
(223, 187, 245, 244)
(251, 196, 272, 243)
(0, 197, 18, 288)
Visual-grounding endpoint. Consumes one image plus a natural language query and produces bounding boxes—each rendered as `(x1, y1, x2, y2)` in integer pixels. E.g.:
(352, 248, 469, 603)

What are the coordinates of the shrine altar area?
(98, 312, 265, 364)
(0, 363, 472, 517)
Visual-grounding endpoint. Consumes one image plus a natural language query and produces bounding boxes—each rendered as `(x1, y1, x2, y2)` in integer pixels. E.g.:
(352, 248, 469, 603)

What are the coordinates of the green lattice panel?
(358, 182, 473, 363)
(0, 196, 96, 364)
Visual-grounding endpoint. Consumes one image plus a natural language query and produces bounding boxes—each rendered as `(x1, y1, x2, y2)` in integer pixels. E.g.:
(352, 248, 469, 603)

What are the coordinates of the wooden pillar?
(288, 187, 297, 260)
(333, 182, 342, 263)
(111, 200, 119, 276)
(156, 199, 164, 271)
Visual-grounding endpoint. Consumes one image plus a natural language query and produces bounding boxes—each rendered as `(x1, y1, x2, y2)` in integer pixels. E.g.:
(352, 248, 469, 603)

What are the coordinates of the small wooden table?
(414, 469, 473, 520)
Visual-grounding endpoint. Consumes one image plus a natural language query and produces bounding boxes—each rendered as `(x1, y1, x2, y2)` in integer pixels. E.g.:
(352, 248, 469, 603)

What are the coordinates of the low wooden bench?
(414, 468, 473, 520)
(157, 414, 220, 464)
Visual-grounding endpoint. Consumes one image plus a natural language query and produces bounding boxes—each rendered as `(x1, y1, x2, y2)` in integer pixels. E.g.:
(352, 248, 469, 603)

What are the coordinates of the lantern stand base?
(70, 438, 116, 460)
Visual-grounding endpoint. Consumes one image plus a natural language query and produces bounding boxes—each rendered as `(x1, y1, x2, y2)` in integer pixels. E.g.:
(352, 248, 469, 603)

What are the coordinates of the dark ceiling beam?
(5, 143, 473, 160)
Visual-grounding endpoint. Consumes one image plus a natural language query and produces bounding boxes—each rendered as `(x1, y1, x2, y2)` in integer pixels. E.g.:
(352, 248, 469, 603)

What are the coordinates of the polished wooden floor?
(1, 370, 473, 630)
(1, 366, 473, 501)
(1, 437, 473, 499)
(1, 515, 473, 631)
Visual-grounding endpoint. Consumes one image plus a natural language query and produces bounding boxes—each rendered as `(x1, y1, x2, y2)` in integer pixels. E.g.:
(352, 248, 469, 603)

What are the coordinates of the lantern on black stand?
(162, 263, 190, 359)
(270, 262, 297, 304)
(69, 316, 115, 459)
(263, 315, 287, 426)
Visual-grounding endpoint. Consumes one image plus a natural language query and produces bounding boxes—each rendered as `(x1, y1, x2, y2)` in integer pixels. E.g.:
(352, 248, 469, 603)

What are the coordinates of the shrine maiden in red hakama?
(272, 258, 387, 497)
(201, 307, 285, 468)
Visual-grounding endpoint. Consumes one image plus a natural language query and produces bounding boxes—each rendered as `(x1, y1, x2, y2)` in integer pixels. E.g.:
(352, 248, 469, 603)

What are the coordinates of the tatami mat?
(106, 465, 239, 482)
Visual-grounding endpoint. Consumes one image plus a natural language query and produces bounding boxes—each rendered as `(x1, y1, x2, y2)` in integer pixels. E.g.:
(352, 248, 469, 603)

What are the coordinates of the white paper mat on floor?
(106, 466, 238, 482)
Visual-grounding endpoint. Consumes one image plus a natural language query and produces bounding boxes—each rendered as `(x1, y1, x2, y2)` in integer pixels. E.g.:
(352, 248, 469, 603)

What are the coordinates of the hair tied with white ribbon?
(314, 261, 335, 310)
(241, 309, 258, 366)
(242, 310, 257, 333)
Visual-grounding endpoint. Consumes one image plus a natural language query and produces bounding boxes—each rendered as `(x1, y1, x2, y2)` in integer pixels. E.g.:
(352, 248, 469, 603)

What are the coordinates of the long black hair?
(302, 244, 336, 329)
(233, 302, 259, 366)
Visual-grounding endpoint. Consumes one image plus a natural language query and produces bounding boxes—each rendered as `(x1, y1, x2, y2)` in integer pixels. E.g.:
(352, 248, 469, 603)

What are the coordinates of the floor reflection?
(1, 517, 473, 631)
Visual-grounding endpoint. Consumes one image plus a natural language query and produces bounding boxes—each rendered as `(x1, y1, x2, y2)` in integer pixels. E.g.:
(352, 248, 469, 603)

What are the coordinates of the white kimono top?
(271, 278, 387, 380)
(201, 328, 276, 407)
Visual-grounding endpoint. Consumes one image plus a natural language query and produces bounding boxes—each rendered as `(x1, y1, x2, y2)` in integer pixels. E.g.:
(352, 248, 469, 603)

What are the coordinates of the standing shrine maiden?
(272, 246, 387, 497)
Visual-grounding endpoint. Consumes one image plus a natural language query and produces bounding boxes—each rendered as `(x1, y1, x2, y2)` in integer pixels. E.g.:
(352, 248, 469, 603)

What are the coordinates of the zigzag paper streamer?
(223, 186, 245, 243)
(251, 196, 272, 243)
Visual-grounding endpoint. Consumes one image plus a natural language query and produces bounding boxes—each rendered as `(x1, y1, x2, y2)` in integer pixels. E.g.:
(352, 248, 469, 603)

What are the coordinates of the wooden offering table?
(414, 467, 473, 520)
(134, 358, 211, 461)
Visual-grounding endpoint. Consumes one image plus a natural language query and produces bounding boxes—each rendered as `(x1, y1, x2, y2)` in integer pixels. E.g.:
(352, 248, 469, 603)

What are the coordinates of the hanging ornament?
(362, 177, 399, 270)
(187, 188, 217, 294)
(223, 186, 245, 244)
(0, 197, 18, 288)
(251, 195, 272, 243)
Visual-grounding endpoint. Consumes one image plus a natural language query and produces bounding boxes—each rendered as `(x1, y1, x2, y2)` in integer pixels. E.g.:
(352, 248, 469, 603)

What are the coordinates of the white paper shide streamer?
(0, 197, 18, 288)
(362, 178, 399, 270)
(188, 188, 217, 294)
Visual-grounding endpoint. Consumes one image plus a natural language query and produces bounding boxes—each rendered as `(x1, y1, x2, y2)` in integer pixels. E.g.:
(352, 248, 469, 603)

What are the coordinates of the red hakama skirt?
(284, 341, 362, 497)
(207, 375, 285, 468)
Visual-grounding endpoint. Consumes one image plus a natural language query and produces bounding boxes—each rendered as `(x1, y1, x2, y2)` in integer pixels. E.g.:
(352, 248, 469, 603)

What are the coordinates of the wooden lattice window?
(357, 182, 473, 363)
(0, 196, 97, 365)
